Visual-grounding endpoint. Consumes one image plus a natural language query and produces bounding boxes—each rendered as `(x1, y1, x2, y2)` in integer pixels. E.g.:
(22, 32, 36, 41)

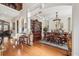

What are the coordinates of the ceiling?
(0, 4, 20, 22)
(0, 3, 72, 22)
(29, 3, 72, 21)
(28, 3, 72, 12)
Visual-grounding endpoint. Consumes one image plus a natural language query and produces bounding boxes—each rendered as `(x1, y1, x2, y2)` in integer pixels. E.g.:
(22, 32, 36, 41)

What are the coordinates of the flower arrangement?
(43, 27, 48, 34)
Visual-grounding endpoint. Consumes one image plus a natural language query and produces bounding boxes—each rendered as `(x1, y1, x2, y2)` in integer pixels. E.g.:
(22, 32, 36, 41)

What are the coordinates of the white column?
(41, 17, 45, 40)
(23, 4, 28, 34)
(15, 19, 17, 34)
(27, 10, 31, 34)
(72, 4, 79, 56)
(68, 17, 71, 33)
(9, 20, 13, 30)
(27, 10, 33, 45)
(41, 20, 44, 40)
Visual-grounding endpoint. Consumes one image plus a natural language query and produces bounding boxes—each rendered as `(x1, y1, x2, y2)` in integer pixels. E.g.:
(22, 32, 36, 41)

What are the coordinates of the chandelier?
(53, 12, 61, 21)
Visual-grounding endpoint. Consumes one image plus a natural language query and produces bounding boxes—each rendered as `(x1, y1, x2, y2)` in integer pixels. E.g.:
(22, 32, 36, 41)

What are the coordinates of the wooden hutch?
(31, 19, 42, 42)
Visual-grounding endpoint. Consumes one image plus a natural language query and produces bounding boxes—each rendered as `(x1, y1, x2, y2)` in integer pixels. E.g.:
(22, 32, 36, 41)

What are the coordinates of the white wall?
(49, 16, 72, 32)
(17, 11, 27, 34)
(30, 5, 72, 40)
(11, 4, 30, 35)
(30, 6, 72, 33)
(72, 4, 79, 56)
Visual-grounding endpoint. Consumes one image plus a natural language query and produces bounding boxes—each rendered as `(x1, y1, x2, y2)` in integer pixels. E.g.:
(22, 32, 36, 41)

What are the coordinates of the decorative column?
(41, 17, 45, 40)
(27, 10, 33, 46)
(27, 10, 31, 35)
(23, 4, 28, 34)
(68, 17, 71, 33)
(41, 3, 45, 40)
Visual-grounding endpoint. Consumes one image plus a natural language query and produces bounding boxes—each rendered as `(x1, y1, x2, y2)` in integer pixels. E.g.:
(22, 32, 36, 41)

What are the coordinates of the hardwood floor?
(2, 39, 67, 56)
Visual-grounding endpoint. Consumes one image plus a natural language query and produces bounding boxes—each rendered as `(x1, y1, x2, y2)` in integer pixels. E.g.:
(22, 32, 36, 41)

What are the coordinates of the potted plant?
(43, 27, 48, 35)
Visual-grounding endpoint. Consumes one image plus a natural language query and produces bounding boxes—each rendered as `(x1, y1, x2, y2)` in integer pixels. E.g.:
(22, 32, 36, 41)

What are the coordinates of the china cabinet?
(31, 19, 42, 42)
